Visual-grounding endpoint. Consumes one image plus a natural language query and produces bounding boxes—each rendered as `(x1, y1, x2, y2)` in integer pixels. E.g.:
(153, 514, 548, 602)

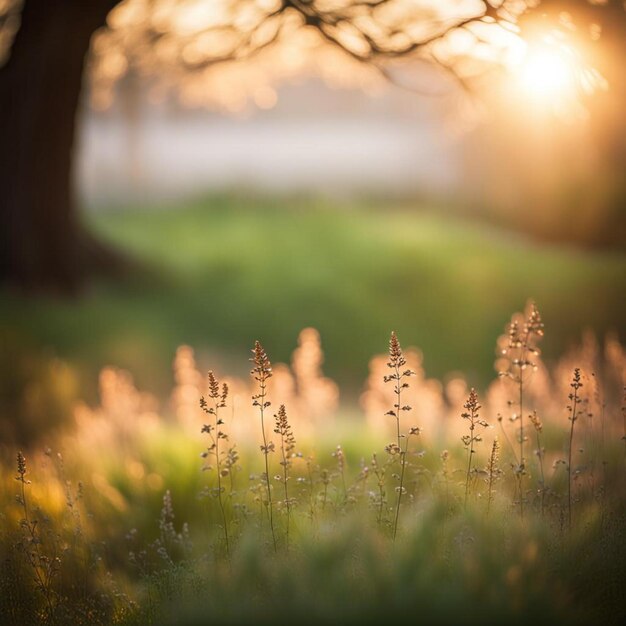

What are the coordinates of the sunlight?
(506, 28, 610, 120)
(518, 40, 578, 101)
(520, 46, 575, 98)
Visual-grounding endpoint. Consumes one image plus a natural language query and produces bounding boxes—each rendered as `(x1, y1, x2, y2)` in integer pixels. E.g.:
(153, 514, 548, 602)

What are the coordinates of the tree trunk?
(0, 0, 120, 293)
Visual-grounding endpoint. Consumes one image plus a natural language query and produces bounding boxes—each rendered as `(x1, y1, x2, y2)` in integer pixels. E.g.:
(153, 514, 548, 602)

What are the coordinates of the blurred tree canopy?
(0, 1, 624, 293)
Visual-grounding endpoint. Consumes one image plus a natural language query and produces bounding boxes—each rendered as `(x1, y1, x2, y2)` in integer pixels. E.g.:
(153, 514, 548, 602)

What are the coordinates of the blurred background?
(1, 0, 624, 443)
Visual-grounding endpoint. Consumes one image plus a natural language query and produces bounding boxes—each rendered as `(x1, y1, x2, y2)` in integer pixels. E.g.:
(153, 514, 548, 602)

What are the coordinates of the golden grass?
(1, 301, 625, 625)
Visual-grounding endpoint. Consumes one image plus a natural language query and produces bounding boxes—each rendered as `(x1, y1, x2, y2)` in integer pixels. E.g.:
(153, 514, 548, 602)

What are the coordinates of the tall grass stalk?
(251, 341, 277, 552)
(384, 332, 415, 540)
(15, 452, 58, 623)
(485, 438, 500, 516)
(567, 368, 582, 531)
(200, 371, 231, 557)
(274, 404, 295, 546)
(461, 389, 487, 509)
(499, 302, 544, 519)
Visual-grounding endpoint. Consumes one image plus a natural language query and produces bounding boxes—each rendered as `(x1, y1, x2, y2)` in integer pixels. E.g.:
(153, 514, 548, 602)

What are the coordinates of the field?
(1, 197, 625, 625)
(1, 195, 624, 402)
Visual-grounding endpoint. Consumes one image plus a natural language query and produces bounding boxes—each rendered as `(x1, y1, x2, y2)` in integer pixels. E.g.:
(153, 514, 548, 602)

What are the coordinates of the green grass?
(2, 266, 626, 624)
(2, 412, 625, 626)
(1, 194, 624, 401)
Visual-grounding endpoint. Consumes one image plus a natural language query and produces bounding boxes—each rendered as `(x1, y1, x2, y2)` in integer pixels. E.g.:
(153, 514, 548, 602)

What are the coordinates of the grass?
(1, 194, 624, 411)
(1, 301, 625, 625)
(1, 196, 624, 624)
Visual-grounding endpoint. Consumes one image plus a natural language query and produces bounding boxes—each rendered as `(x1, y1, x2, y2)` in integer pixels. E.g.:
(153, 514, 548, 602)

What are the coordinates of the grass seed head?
(15, 451, 27, 482)
(251, 340, 273, 382)
(387, 331, 406, 370)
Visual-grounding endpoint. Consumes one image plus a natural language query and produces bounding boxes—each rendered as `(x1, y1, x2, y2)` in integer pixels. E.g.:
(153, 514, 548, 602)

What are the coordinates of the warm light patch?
(505, 28, 608, 120)
(518, 42, 577, 101)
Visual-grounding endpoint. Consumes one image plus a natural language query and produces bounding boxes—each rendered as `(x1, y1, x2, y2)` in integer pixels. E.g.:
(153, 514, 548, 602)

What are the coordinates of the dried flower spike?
(461, 388, 488, 509)
(567, 368, 583, 531)
(251, 340, 273, 382)
(251, 340, 277, 552)
(200, 371, 231, 556)
(497, 301, 544, 519)
(15, 451, 28, 483)
(485, 438, 501, 515)
(383, 331, 416, 540)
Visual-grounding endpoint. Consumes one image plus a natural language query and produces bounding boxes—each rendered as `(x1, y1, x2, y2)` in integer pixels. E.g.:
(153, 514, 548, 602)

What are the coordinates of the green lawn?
(2, 195, 624, 402)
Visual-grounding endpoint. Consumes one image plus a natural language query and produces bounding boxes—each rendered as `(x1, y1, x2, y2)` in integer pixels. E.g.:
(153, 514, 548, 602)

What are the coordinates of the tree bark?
(0, 0, 120, 293)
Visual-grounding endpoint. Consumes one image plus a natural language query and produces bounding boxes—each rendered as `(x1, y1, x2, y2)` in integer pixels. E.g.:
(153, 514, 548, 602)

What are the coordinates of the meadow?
(1, 195, 624, 441)
(0, 197, 625, 625)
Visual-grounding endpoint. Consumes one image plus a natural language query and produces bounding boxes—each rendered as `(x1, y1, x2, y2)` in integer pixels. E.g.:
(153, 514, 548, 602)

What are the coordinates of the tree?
(0, 0, 120, 293)
(0, 1, 621, 292)
(0, 0, 506, 293)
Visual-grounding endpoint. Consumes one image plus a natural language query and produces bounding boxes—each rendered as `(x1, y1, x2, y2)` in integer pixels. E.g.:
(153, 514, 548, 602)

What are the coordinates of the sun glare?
(506, 29, 609, 119)
(518, 42, 577, 100)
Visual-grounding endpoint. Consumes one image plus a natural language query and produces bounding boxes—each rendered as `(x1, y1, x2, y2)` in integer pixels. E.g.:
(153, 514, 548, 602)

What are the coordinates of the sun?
(505, 29, 608, 117)
(518, 41, 578, 101)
